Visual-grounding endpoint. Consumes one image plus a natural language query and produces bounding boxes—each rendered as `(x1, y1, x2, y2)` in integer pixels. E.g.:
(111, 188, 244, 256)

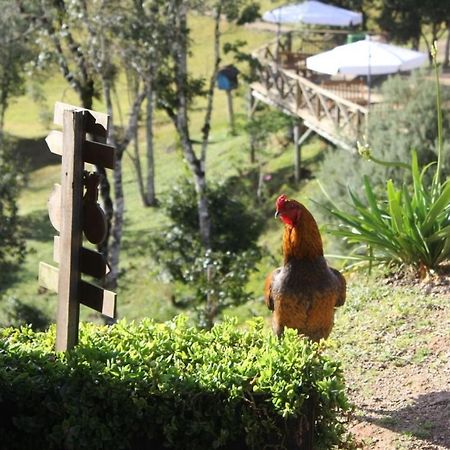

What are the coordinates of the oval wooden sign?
(83, 202, 107, 245)
(82, 173, 107, 245)
(48, 184, 61, 232)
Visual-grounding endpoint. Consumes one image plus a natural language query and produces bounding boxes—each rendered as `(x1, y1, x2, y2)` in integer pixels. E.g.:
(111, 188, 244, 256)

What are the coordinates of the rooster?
(264, 195, 346, 341)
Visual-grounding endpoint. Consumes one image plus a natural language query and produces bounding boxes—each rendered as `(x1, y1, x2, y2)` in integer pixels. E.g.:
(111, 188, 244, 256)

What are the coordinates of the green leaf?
(422, 181, 450, 233)
(386, 180, 403, 233)
(363, 176, 385, 225)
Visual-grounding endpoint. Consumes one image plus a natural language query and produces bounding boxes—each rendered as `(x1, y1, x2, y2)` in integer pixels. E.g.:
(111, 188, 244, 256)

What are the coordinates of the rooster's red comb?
(276, 194, 289, 210)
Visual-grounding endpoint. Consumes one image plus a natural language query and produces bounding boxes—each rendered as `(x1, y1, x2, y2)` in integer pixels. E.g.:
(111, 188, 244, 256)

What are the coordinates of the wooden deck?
(251, 35, 370, 150)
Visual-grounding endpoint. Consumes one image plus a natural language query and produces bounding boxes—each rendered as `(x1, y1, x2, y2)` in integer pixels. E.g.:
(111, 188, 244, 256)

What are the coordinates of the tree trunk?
(132, 126, 147, 207)
(444, 23, 450, 69)
(104, 79, 146, 291)
(124, 69, 150, 207)
(174, 1, 212, 249)
(195, 172, 211, 250)
(80, 80, 95, 110)
(0, 103, 6, 146)
(145, 81, 157, 206)
(102, 81, 120, 293)
(199, 2, 222, 165)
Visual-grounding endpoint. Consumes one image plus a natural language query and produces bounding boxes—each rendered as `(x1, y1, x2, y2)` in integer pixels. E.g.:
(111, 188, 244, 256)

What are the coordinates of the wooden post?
(248, 89, 256, 164)
(56, 110, 85, 351)
(39, 102, 117, 352)
(286, 31, 292, 52)
(226, 89, 235, 134)
(293, 120, 301, 184)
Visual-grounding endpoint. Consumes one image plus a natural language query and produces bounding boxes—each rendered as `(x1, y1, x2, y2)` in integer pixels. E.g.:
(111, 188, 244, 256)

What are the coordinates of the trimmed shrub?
(0, 318, 350, 450)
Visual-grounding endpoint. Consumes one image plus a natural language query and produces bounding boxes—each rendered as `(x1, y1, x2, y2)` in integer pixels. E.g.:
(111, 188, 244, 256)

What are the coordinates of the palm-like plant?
(323, 44, 450, 275)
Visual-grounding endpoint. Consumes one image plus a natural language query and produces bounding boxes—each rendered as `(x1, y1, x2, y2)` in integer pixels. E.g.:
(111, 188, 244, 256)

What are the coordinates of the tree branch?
(200, 1, 222, 168)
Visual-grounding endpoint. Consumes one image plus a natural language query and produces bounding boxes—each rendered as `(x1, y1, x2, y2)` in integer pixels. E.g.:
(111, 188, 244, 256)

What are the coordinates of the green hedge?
(0, 317, 350, 449)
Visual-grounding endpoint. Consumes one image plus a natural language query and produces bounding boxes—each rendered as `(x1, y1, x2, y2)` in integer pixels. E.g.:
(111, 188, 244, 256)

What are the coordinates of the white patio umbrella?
(262, 1, 363, 27)
(306, 37, 427, 105)
(305, 38, 427, 75)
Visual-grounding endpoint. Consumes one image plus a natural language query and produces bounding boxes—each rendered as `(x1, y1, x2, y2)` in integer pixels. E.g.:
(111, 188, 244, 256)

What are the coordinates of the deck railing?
(251, 33, 369, 146)
(252, 63, 368, 144)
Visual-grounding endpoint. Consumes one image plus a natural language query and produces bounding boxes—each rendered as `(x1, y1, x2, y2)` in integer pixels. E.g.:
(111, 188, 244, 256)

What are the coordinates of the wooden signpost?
(39, 102, 116, 352)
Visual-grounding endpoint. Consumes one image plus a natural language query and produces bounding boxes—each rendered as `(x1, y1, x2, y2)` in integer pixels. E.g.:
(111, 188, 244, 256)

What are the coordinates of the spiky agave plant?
(322, 42, 450, 275)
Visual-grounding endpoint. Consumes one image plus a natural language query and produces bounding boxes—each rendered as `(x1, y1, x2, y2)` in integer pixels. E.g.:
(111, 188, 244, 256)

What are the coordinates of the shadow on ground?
(13, 136, 60, 172)
(22, 209, 54, 242)
(358, 391, 450, 448)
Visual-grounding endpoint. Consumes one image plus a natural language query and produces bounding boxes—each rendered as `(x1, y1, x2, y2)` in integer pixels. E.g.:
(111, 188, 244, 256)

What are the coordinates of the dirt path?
(332, 276, 450, 449)
(348, 347, 450, 449)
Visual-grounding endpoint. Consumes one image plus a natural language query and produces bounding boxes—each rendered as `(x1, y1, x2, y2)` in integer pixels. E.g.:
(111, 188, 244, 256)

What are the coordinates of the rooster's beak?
(275, 211, 280, 219)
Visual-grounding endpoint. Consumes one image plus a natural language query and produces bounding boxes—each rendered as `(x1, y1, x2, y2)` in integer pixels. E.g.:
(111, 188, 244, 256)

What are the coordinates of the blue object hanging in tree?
(217, 65, 239, 91)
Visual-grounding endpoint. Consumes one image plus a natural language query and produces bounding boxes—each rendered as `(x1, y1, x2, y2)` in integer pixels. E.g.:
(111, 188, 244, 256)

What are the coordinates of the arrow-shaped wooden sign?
(45, 130, 115, 169)
(53, 236, 110, 279)
(53, 102, 109, 137)
(39, 262, 116, 318)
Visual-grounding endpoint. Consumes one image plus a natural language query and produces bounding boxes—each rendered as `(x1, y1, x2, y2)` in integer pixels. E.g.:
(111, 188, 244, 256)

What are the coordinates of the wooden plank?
(80, 248, 110, 278)
(39, 262, 59, 292)
(299, 84, 317, 118)
(79, 280, 116, 318)
(45, 130, 63, 156)
(83, 139, 115, 169)
(54, 236, 110, 278)
(317, 93, 335, 125)
(55, 109, 85, 352)
(39, 262, 115, 318)
(53, 102, 109, 137)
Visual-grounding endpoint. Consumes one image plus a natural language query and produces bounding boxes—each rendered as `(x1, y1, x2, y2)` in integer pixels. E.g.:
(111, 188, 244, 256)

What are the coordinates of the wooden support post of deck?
(293, 120, 301, 184)
(293, 124, 314, 185)
(226, 89, 235, 135)
(248, 89, 256, 163)
(285, 31, 292, 52)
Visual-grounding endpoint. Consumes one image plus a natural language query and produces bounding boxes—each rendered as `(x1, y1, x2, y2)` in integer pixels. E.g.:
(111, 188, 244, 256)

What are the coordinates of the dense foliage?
(0, 140, 26, 279)
(0, 318, 350, 450)
(0, 1, 34, 133)
(149, 179, 265, 328)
